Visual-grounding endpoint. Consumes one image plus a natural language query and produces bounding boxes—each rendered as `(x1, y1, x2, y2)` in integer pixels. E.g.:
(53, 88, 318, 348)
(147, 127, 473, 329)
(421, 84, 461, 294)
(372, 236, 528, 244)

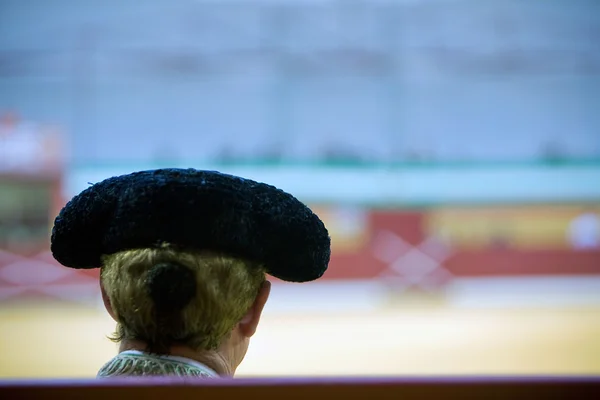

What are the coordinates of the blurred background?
(1, 0, 599, 378)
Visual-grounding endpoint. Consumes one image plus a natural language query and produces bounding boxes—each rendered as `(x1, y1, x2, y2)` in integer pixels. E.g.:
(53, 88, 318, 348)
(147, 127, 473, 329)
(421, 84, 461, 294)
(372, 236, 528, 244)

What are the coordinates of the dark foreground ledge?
(1, 376, 598, 399)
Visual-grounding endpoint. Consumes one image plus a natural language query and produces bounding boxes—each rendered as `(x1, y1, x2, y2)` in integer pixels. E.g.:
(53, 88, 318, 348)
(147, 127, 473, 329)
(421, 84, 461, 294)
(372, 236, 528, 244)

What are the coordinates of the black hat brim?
(50, 168, 331, 283)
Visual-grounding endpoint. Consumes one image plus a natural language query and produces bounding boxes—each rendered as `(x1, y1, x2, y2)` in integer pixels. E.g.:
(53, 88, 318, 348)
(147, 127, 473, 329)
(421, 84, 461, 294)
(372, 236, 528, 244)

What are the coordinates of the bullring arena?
(2, 279, 599, 379)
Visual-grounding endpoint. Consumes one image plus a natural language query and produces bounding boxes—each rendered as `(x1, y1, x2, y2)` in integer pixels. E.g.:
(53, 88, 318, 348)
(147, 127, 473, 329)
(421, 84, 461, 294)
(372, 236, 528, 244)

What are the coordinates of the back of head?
(50, 168, 330, 375)
(101, 244, 266, 354)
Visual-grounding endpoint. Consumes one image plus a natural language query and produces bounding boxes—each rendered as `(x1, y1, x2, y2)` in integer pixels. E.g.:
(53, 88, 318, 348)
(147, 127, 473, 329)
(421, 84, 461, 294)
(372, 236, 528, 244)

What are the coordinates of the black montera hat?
(50, 168, 331, 283)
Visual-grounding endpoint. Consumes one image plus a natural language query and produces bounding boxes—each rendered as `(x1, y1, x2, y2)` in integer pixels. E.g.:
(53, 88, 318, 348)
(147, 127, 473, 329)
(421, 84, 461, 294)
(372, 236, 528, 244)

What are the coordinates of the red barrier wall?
(321, 207, 600, 285)
(1, 205, 599, 302)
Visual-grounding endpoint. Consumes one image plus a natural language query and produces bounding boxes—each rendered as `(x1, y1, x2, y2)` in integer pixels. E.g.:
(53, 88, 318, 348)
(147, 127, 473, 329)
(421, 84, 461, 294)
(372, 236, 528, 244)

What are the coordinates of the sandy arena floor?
(1, 298, 599, 378)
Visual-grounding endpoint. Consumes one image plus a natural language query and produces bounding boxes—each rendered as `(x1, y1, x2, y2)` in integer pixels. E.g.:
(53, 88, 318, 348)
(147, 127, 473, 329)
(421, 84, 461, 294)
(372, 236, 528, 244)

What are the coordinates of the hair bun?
(146, 262, 196, 311)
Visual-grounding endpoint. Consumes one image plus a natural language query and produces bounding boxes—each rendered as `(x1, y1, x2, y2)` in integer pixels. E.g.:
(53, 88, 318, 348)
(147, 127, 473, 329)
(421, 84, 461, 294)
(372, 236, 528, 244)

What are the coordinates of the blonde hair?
(100, 245, 266, 354)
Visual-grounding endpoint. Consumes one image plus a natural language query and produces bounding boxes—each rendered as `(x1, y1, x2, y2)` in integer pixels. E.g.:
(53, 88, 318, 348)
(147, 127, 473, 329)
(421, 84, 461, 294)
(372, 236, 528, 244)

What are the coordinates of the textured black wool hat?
(50, 168, 331, 282)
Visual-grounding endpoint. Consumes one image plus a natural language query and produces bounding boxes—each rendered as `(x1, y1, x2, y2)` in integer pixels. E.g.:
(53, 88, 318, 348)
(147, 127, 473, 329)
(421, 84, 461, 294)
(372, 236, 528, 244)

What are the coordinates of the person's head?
(50, 168, 331, 376)
(100, 245, 271, 373)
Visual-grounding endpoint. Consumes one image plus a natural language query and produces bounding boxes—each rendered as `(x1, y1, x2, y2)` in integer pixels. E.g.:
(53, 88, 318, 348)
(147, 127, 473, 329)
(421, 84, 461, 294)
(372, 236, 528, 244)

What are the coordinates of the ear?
(238, 280, 271, 338)
(100, 280, 118, 322)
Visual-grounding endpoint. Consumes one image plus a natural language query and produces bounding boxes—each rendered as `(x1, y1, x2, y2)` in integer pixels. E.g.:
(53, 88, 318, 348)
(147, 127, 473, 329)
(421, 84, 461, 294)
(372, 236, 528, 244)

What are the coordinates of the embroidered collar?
(97, 350, 220, 378)
(119, 350, 220, 377)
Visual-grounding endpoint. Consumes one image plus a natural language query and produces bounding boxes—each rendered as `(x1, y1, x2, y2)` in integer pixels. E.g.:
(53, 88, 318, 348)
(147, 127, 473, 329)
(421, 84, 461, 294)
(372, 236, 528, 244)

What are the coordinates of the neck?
(119, 340, 234, 377)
